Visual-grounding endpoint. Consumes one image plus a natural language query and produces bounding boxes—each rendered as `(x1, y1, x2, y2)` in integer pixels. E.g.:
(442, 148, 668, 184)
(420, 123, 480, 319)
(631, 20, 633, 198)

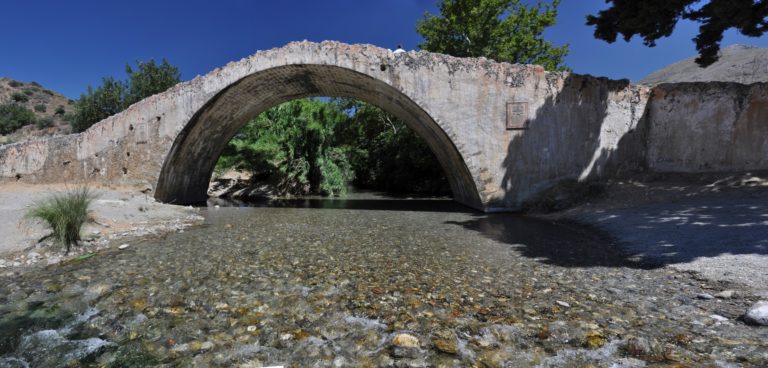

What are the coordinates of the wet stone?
(715, 290, 737, 299)
(744, 301, 768, 326)
(393, 333, 420, 348)
(431, 330, 458, 354)
(391, 333, 422, 358)
(0, 203, 766, 367)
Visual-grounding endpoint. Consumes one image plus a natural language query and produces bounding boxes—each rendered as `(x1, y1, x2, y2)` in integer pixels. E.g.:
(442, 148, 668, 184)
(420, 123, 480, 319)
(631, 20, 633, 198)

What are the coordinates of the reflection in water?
(211, 192, 645, 268)
(447, 215, 652, 269)
(206, 190, 470, 213)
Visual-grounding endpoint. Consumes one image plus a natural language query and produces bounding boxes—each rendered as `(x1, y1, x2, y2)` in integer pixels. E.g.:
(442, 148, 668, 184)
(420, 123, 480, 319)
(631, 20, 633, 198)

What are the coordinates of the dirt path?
(541, 172, 768, 297)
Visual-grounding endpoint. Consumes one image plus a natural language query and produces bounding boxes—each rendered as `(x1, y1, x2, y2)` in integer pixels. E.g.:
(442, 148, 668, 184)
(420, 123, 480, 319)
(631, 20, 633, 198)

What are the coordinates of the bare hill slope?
(640, 44, 768, 85)
(0, 77, 73, 144)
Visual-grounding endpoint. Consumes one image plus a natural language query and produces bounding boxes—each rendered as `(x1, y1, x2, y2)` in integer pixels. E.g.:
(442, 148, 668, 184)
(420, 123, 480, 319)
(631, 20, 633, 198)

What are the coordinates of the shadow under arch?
(154, 64, 482, 209)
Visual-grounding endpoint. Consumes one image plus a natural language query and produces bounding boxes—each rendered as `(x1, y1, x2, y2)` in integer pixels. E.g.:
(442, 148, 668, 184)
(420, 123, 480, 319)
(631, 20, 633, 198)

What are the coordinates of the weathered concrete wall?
(3, 41, 764, 212)
(646, 82, 768, 172)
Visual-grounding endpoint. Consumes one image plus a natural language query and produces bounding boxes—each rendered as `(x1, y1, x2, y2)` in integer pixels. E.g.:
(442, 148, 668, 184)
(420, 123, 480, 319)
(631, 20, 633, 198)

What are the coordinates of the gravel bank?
(0, 183, 203, 267)
(543, 173, 768, 297)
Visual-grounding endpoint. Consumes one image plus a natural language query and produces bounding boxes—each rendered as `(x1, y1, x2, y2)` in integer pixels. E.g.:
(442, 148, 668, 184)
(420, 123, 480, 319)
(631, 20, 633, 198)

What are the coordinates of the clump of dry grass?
(25, 187, 96, 254)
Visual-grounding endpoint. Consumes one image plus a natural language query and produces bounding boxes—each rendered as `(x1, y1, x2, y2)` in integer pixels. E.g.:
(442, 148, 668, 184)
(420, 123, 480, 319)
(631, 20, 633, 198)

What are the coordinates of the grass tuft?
(25, 188, 96, 254)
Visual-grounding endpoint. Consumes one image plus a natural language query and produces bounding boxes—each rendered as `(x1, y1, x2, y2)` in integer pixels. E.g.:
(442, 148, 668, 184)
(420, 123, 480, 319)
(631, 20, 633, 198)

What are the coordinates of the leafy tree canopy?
(220, 98, 354, 196)
(125, 59, 181, 106)
(417, 0, 569, 70)
(333, 99, 450, 194)
(587, 0, 768, 67)
(216, 98, 450, 198)
(69, 59, 180, 133)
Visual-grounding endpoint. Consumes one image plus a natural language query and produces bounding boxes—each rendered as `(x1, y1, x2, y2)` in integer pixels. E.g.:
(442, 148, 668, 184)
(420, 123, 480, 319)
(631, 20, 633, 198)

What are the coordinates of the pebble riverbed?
(0, 199, 766, 367)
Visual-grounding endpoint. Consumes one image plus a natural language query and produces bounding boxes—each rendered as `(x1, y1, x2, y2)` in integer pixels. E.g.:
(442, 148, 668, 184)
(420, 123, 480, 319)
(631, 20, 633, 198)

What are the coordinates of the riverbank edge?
(533, 171, 768, 298)
(2, 173, 766, 300)
(0, 183, 204, 274)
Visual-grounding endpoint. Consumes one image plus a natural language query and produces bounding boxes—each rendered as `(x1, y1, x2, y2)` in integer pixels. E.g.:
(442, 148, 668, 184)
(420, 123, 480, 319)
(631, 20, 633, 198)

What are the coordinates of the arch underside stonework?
(0, 42, 659, 212)
(154, 64, 483, 209)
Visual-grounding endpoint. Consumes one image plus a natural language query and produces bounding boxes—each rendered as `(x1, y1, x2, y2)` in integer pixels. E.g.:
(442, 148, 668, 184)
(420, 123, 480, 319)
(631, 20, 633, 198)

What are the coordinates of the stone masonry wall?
(646, 82, 768, 172)
(0, 41, 765, 212)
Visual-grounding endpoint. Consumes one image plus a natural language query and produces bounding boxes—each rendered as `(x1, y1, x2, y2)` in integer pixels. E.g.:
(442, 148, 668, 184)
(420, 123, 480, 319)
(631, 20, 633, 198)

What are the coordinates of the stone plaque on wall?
(506, 102, 529, 130)
(135, 123, 148, 144)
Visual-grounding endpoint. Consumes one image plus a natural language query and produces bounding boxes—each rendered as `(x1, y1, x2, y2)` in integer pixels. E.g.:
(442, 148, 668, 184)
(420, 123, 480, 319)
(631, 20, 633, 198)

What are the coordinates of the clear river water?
(0, 193, 766, 367)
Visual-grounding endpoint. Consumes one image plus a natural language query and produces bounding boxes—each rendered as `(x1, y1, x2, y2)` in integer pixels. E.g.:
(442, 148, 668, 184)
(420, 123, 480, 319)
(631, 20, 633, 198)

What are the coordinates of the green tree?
(334, 100, 450, 194)
(216, 98, 450, 198)
(69, 77, 127, 133)
(587, 0, 768, 67)
(417, 0, 569, 70)
(125, 59, 181, 106)
(69, 59, 180, 133)
(220, 99, 353, 196)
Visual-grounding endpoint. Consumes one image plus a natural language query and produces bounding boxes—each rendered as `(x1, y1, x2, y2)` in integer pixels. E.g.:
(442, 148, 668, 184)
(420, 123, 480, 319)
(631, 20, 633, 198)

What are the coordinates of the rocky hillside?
(0, 77, 74, 144)
(640, 44, 768, 85)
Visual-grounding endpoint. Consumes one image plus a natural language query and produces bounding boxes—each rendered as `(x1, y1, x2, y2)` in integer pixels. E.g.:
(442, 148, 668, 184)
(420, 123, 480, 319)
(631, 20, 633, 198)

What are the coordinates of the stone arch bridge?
(3, 41, 766, 211)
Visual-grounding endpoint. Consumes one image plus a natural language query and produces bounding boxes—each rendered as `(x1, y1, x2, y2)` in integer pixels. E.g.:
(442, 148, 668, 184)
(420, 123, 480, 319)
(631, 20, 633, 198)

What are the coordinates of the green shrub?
(55, 105, 66, 115)
(10, 92, 28, 103)
(124, 59, 181, 106)
(62, 112, 75, 124)
(30, 81, 41, 88)
(25, 188, 96, 254)
(0, 103, 36, 134)
(69, 59, 180, 133)
(69, 77, 126, 133)
(34, 104, 47, 113)
(23, 89, 34, 96)
(36, 116, 54, 129)
(7, 80, 22, 87)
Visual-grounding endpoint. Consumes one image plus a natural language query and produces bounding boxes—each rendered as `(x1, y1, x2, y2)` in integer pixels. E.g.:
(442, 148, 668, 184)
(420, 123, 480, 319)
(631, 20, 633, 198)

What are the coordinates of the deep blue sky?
(2, 0, 767, 98)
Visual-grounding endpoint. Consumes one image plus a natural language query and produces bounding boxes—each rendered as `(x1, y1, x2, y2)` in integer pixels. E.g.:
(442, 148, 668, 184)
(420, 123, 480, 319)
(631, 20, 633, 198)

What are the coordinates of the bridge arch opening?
(155, 64, 481, 209)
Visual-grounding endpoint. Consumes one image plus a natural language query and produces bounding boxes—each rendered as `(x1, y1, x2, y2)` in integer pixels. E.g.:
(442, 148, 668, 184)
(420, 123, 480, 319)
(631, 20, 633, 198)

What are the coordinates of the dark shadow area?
(574, 191, 768, 265)
(498, 75, 647, 209)
(445, 215, 657, 269)
(498, 72, 768, 268)
(487, 74, 664, 267)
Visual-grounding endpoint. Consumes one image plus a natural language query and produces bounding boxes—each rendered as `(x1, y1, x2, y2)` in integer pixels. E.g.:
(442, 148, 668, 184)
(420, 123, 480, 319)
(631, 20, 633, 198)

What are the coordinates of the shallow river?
(1, 195, 766, 367)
